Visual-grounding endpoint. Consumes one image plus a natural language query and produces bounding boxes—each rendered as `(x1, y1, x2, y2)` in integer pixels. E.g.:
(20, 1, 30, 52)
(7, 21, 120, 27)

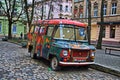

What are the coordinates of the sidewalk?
(91, 47, 120, 77)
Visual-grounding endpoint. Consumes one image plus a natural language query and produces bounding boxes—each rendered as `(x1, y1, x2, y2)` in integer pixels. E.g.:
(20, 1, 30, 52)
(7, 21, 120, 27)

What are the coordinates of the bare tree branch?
(0, 1, 7, 15)
(11, 0, 16, 19)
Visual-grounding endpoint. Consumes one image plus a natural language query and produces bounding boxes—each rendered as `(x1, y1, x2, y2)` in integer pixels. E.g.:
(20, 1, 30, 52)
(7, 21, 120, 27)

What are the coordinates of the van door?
(42, 25, 57, 59)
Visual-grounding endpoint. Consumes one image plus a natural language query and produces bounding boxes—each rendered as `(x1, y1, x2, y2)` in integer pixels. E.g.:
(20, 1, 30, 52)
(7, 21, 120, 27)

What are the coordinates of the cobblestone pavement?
(0, 41, 120, 80)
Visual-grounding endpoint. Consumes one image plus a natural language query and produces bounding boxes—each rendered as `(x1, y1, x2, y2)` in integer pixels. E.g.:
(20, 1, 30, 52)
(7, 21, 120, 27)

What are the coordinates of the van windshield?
(54, 24, 87, 41)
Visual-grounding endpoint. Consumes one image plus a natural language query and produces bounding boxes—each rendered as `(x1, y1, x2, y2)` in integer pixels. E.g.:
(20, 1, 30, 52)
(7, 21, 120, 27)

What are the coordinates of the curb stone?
(90, 63, 120, 77)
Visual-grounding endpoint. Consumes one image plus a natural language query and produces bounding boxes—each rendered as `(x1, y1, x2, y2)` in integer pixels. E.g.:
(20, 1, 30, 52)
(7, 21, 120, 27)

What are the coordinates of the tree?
(0, 0, 24, 39)
(96, 0, 104, 49)
(88, 0, 91, 45)
(48, 0, 52, 19)
(24, 0, 35, 32)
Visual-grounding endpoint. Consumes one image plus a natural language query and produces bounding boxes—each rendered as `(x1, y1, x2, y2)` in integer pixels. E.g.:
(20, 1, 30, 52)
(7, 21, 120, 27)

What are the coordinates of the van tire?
(50, 57, 60, 71)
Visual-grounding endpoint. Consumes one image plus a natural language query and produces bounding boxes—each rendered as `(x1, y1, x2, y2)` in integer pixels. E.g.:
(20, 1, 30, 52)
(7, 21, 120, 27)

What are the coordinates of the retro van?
(27, 19, 96, 70)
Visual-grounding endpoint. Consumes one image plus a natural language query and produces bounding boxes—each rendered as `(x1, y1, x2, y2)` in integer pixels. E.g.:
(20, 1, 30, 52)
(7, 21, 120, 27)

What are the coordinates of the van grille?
(72, 50, 89, 57)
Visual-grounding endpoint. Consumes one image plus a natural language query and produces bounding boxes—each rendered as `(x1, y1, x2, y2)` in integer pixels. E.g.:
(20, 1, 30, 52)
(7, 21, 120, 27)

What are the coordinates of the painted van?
(27, 19, 96, 70)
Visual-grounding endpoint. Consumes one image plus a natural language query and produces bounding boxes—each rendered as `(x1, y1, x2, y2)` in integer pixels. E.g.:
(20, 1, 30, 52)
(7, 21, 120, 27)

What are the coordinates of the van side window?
(47, 25, 54, 36)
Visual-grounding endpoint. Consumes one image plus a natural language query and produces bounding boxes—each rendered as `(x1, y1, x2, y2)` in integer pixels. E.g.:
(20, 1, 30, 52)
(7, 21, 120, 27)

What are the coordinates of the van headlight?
(91, 52, 95, 56)
(63, 50, 68, 56)
(91, 51, 95, 57)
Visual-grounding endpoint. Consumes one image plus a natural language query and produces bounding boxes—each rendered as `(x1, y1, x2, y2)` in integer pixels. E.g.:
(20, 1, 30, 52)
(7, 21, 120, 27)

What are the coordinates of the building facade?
(74, 0, 120, 46)
(34, 0, 72, 20)
(0, 16, 26, 38)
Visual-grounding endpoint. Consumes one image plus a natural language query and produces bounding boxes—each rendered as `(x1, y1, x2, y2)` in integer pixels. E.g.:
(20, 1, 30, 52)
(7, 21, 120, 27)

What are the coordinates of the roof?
(34, 19, 87, 28)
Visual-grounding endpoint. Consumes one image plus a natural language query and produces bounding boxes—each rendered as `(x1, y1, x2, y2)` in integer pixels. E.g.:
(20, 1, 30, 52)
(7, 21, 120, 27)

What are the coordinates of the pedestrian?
(20, 32, 23, 39)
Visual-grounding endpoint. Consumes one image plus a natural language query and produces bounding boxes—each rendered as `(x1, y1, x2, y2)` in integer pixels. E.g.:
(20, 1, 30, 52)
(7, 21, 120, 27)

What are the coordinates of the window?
(103, 4, 107, 15)
(110, 26, 115, 38)
(59, 16, 62, 19)
(0, 23, 1, 33)
(71, 6, 72, 12)
(79, 5, 83, 18)
(54, 25, 87, 41)
(66, 0, 68, 2)
(47, 25, 54, 36)
(65, 5, 68, 12)
(102, 27, 105, 38)
(51, 14, 53, 19)
(60, 5, 62, 11)
(80, 14, 83, 18)
(12, 24, 17, 33)
(44, 5, 46, 13)
(94, 2, 98, 17)
(111, 2, 117, 15)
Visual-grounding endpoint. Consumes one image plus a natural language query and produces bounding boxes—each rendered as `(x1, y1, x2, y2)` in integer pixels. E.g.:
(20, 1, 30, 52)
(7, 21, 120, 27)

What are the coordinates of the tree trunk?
(28, 22, 32, 33)
(48, 0, 52, 19)
(96, 0, 104, 49)
(88, 0, 91, 45)
(8, 21, 12, 39)
(41, 0, 44, 20)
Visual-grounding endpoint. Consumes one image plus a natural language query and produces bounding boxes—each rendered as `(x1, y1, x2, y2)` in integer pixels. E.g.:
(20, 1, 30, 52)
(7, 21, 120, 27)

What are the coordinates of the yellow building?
(74, 0, 120, 46)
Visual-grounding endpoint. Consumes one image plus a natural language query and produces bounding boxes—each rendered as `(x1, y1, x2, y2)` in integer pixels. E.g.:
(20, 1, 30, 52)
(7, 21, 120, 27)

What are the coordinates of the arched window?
(93, 2, 98, 17)
(60, 5, 62, 11)
(65, 5, 68, 12)
(103, 1, 107, 16)
(110, 26, 116, 38)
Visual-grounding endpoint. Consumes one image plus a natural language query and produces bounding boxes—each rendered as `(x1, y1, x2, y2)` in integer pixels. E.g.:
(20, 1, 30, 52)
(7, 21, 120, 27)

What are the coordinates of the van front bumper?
(59, 61, 94, 66)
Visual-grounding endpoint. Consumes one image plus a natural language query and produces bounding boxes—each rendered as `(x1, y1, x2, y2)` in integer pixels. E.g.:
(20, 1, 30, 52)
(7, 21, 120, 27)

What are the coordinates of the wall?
(0, 16, 25, 38)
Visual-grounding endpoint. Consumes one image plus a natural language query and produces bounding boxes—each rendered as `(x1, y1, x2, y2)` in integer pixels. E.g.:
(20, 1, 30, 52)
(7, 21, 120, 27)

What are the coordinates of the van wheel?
(51, 57, 60, 71)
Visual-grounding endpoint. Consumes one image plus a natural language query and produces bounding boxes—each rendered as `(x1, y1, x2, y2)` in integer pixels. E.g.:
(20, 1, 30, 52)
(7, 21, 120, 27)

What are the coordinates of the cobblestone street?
(0, 41, 120, 80)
